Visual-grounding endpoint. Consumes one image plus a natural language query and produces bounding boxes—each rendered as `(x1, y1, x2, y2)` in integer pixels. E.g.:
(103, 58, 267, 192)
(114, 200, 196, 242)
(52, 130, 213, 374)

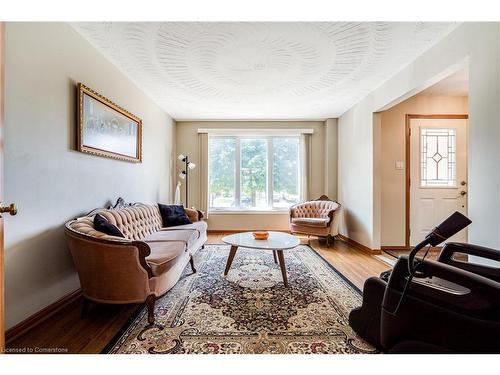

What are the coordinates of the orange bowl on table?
(252, 231, 269, 240)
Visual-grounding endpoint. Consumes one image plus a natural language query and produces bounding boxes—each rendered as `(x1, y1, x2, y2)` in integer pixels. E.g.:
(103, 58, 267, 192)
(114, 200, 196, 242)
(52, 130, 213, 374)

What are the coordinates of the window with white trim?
(420, 128, 457, 187)
(208, 135, 301, 211)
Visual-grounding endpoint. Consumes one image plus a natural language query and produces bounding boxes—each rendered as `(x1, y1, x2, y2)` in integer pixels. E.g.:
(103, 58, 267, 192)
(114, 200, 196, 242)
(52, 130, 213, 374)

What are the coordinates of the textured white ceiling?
(72, 22, 458, 120)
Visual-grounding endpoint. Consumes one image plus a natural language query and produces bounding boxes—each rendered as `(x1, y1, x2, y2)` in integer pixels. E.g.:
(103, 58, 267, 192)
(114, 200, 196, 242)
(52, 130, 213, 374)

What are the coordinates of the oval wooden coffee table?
(222, 231, 300, 287)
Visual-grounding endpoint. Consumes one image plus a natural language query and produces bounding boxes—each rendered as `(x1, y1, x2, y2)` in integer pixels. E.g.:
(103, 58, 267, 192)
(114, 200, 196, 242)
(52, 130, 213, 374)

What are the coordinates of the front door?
(409, 116, 468, 246)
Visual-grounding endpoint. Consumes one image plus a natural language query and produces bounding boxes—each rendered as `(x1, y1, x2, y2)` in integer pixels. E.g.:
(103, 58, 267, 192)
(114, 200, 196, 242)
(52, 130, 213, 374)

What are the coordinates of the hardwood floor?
(7, 234, 389, 354)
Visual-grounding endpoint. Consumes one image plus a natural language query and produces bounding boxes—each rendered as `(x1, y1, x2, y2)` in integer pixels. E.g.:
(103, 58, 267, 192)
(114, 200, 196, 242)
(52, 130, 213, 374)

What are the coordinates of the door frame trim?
(405, 114, 468, 247)
(0, 22, 4, 353)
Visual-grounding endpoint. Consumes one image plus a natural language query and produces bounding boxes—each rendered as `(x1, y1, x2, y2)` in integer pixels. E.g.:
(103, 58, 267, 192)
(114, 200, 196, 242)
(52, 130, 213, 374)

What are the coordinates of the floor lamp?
(178, 154, 196, 207)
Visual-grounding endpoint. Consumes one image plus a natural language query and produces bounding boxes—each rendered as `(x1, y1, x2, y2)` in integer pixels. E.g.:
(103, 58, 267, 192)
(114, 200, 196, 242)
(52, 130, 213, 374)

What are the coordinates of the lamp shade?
(177, 154, 186, 161)
(178, 171, 186, 179)
(188, 162, 196, 170)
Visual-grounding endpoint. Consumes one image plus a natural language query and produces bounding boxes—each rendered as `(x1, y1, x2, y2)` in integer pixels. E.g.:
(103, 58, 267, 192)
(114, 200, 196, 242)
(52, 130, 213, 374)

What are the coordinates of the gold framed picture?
(77, 83, 142, 163)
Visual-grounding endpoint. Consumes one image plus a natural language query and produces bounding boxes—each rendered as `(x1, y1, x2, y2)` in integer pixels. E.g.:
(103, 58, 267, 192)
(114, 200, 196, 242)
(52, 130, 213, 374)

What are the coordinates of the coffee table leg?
(272, 250, 278, 263)
(276, 250, 289, 287)
(224, 245, 238, 276)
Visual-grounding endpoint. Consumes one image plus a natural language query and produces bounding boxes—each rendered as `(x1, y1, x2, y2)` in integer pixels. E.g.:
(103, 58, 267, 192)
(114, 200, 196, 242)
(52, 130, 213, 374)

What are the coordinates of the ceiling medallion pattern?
(72, 22, 457, 119)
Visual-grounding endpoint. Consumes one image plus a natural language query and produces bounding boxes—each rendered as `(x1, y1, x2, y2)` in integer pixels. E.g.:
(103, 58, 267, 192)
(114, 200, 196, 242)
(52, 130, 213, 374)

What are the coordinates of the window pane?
(273, 138, 300, 207)
(240, 139, 268, 208)
(420, 128, 456, 187)
(209, 138, 236, 208)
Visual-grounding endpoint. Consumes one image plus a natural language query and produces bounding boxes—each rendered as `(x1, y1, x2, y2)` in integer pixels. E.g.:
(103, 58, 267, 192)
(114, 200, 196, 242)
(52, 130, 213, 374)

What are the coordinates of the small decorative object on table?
(252, 231, 269, 240)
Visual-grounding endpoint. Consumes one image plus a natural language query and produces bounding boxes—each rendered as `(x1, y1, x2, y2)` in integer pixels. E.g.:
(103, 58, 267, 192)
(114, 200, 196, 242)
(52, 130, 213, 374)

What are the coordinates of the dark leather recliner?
(349, 242, 500, 353)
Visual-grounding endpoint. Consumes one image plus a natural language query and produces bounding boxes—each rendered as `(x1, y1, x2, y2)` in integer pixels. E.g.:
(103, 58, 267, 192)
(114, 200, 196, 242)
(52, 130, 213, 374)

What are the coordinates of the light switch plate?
(395, 161, 405, 170)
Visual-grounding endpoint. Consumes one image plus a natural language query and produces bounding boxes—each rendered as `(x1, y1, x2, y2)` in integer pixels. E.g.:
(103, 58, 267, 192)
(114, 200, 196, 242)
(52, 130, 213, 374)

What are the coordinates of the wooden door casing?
(405, 114, 468, 247)
(0, 21, 5, 352)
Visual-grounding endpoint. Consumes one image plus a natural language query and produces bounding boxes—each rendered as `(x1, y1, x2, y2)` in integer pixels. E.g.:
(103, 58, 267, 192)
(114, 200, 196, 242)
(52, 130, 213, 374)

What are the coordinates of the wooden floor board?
(7, 233, 389, 353)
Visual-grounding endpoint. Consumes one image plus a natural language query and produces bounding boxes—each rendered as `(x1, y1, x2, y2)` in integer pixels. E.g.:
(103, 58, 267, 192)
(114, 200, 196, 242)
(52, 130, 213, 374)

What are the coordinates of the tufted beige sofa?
(64, 202, 207, 324)
(289, 195, 341, 246)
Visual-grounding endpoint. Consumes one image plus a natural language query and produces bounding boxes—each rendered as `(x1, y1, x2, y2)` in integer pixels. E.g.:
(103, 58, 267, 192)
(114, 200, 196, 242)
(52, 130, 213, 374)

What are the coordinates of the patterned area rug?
(104, 244, 377, 354)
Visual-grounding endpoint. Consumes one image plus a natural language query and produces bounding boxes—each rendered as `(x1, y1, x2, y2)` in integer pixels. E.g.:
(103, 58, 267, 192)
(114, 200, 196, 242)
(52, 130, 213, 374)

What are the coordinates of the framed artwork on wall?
(77, 83, 142, 162)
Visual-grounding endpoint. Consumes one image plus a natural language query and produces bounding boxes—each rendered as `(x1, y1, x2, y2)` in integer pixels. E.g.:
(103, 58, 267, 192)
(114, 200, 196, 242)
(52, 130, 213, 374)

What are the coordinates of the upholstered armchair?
(289, 195, 341, 246)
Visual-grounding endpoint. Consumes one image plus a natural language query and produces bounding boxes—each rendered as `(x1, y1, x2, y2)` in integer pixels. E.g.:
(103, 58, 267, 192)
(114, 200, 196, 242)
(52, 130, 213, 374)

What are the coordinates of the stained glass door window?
(420, 128, 456, 187)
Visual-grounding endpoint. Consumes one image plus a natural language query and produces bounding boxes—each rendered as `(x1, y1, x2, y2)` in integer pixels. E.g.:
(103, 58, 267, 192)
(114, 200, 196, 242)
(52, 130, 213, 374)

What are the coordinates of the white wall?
(380, 96, 468, 246)
(175, 120, 337, 231)
(339, 23, 500, 250)
(325, 119, 338, 200)
(338, 98, 375, 247)
(4, 23, 175, 329)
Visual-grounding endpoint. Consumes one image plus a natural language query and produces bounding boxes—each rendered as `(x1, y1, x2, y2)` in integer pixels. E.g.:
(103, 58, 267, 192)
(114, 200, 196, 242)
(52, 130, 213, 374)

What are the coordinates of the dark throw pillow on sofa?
(158, 204, 192, 227)
(94, 213, 125, 238)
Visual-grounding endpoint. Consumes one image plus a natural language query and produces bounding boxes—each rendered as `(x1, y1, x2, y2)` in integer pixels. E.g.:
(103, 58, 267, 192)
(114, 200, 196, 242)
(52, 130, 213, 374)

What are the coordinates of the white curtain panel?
(198, 132, 209, 218)
(300, 133, 311, 202)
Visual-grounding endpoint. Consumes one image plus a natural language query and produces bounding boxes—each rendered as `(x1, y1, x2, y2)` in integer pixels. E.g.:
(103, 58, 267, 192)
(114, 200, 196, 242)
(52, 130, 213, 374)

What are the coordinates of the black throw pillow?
(158, 204, 192, 227)
(94, 213, 125, 238)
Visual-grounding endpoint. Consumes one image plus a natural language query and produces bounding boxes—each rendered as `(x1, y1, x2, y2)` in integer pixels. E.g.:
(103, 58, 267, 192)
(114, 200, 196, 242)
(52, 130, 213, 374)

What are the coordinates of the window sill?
(209, 210, 290, 215)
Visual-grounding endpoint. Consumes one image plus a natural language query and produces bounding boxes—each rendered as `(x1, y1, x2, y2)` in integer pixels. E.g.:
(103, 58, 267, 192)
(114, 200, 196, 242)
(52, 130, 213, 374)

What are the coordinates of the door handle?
(453, 191, 467, 199)
(0, 202, 18, 217)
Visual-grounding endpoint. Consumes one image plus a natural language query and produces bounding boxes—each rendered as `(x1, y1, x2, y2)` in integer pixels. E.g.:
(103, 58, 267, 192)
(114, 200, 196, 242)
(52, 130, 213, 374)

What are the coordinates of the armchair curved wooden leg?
(189, 255, 197, 273)
(81, 297, 91, 318)
(329, 235, 335, 246)
(146, 294, 156, 325)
